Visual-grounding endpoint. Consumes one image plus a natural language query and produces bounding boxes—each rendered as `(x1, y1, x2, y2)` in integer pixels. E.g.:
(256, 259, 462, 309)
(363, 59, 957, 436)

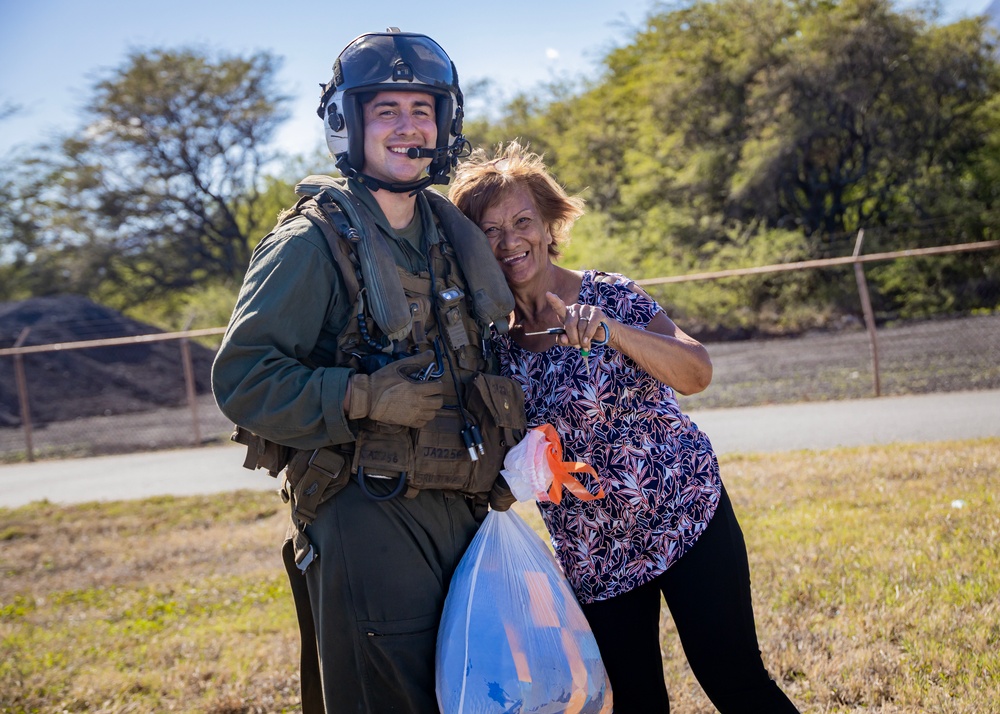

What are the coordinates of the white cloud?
(545, 48, 560, 61)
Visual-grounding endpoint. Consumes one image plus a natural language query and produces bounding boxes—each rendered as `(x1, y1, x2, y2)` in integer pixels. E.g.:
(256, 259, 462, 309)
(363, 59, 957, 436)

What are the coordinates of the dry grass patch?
(654, 437, 999, 713)
(1, 438, 998, 712)
(1, 493, 298, 713)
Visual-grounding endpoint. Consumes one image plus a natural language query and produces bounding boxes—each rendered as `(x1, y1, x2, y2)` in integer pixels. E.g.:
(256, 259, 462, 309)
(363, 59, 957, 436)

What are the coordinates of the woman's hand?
(545, 292, 612, 352)
(544, 290, 713, 395)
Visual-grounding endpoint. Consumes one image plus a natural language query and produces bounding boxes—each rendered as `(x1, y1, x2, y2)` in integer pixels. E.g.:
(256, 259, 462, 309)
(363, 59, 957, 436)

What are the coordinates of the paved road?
(1, 390, 997, 510)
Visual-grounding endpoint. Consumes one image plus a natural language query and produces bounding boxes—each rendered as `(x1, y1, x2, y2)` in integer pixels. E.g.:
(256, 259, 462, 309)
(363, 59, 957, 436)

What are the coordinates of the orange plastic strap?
(536, 424, 605, 505)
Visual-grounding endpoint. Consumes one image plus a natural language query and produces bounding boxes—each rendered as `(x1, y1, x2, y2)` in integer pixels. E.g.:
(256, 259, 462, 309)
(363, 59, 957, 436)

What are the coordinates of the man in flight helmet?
(212, 28, 519, 714)
(318, 29, 468, 193)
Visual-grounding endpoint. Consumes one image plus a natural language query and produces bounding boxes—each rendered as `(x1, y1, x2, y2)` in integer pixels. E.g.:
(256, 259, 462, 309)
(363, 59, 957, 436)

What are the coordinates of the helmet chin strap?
(357, 173, 436, 195)
(335, 153, 443, 195)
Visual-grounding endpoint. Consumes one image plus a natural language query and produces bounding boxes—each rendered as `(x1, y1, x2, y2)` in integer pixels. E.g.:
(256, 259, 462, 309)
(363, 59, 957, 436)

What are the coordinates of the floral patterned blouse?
(494, 271, 722, 604)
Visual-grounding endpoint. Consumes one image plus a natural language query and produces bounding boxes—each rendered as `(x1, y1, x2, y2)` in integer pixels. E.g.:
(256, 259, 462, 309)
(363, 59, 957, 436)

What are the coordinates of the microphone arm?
(405, 146, 449, 160)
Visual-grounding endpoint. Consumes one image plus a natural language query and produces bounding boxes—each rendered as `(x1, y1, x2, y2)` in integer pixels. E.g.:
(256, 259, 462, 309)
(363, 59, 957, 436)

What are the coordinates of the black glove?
(488, 474, 516, 512)
(348, 352, 443, 428)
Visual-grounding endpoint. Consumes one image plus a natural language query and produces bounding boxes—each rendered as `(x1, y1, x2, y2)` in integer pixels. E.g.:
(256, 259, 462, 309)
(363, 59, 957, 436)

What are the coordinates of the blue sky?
(0, 0, 991, 160)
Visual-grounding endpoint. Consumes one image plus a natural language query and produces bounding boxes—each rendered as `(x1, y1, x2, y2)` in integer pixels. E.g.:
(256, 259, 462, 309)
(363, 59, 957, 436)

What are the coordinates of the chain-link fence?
(2, 243, 998, 463)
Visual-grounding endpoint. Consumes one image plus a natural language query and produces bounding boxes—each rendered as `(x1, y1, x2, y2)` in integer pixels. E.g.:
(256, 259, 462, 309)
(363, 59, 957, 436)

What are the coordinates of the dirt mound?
(0, 295, 216, 427)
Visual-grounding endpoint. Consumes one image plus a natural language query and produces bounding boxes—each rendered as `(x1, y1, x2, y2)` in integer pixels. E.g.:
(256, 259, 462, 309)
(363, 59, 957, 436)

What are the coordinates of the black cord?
(426, 245, 472, 420)
(426, 240, 483, 458)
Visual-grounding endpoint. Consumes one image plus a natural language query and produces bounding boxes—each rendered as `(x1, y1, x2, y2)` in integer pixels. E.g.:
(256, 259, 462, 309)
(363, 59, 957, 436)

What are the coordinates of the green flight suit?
(213, 179, 482, 713)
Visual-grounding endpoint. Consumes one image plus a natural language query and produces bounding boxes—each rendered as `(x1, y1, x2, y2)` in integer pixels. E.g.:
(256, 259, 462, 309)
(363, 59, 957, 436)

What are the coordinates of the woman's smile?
(479, 187, 553, 287)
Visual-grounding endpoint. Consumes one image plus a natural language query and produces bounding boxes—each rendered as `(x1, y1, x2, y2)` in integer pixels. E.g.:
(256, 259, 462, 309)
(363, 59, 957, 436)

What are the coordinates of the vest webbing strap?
(297, 201, 362, 304)
(293, 175, 515, 335)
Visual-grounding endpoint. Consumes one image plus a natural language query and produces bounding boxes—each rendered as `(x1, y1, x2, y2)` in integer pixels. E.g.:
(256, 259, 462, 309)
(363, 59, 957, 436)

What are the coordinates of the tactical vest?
(233, 177, 525, 537)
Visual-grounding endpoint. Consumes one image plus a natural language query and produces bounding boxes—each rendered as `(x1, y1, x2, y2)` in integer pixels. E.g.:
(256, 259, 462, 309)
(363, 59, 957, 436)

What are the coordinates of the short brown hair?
(450, 140, 585, 257)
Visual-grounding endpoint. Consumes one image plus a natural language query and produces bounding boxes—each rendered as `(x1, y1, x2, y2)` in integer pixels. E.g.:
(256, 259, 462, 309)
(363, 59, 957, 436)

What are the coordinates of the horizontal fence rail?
(0, 326, 228, 358)
(633, 239, 1000, 285)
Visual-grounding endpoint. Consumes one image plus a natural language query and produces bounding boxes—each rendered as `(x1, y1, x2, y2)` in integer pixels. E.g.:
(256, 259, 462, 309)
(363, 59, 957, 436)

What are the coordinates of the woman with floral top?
(450, 141, 799, 714)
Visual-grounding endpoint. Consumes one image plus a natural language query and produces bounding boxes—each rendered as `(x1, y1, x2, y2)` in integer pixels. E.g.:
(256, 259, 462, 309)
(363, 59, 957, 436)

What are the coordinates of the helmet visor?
(337, 33, 456, 92)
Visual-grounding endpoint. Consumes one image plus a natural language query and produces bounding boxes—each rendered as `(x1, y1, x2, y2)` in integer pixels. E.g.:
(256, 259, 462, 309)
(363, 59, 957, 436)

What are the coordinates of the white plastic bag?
(500, 424, 604, 505)
(500, 427, 555, 502)
(436, 508, 612, 714)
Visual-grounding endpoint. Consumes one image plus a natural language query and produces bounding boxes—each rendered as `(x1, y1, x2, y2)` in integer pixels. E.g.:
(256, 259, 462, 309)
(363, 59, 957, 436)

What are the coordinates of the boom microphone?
(406, 146, 448, 160)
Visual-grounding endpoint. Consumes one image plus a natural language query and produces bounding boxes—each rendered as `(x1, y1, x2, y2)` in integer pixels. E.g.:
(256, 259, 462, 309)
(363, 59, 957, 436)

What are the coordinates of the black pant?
(580, 487, 799, 713)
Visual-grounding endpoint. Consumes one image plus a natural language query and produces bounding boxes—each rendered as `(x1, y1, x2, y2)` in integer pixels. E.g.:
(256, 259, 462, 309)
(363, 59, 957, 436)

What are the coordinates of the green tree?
(732, 1, 1000, 242)
(37, 47, 289, 307)
(0, 150, 76, 303)
(482, 0, 1000, 330)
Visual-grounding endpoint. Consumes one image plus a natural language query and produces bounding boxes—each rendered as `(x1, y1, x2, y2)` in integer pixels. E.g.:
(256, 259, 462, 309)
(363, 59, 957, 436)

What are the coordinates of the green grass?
(1, 438, 997, 712)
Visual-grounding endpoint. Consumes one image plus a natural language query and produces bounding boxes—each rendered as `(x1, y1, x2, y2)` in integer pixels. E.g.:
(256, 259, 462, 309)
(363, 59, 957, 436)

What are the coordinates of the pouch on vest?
(284, 447, 350, 526)
(407, 373, 527, 495)
(231, 425, 292, 477)
(464, 373, 527, 494)
(351, 422, 416, 483)
(410, 408, 475, 492)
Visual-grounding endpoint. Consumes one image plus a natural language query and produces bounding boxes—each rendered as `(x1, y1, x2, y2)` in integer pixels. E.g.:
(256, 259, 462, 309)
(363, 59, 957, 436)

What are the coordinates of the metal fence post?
(180, 327, 202, 447)
(13, 328, 35, 461)
(852, 229, 882, 397)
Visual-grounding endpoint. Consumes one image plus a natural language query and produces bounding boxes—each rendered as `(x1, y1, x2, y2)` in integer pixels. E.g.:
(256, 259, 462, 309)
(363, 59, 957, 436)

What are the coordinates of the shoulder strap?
(423, 189, 515, 334)
(293, 175, 413, 342)
(591, 271, 621, 285)
(297, 198, 362, 302)
(288, 176, 514, 339)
